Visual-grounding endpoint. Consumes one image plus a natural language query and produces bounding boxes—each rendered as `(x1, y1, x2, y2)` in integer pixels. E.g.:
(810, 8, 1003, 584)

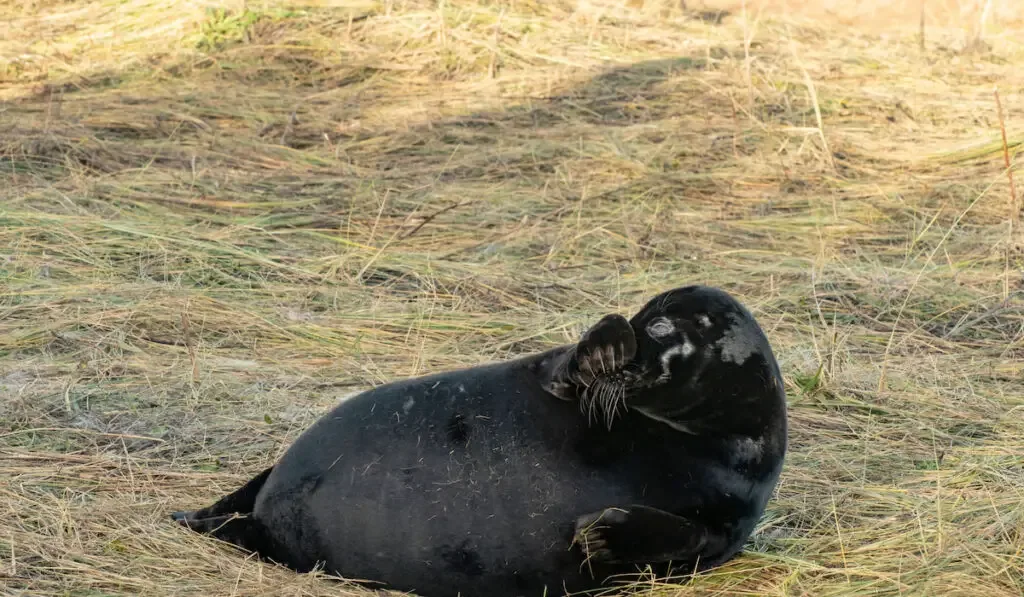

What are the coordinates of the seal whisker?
(603, 396, 615, 430)
(604, 385, 615, 428)
(581, 377, 628, 430)
(610, 385, 625, 426)
(604, 383, 626, 430)
(581, 384, 600, 427)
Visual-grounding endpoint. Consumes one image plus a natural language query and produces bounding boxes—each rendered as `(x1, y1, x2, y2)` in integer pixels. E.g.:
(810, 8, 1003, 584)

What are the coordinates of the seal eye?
(646, 317, 675, 338)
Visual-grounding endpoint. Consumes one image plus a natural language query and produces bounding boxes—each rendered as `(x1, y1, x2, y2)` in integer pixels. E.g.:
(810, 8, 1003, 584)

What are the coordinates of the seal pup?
(171, 285, 787, 597)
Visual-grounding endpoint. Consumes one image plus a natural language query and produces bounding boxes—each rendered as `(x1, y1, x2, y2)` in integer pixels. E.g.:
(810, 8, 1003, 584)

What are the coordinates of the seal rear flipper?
(177, 513, 314, 572)
(172, 466, 274, 523)
(572, 505, 732, 568)
(538, 313, 637, 400)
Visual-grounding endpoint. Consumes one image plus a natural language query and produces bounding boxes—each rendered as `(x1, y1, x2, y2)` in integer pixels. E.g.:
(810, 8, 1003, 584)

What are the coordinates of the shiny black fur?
(172, 285, 788, 597)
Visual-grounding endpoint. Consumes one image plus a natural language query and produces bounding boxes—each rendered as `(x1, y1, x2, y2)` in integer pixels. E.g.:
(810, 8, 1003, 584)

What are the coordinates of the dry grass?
(2, 0, 1024, 595)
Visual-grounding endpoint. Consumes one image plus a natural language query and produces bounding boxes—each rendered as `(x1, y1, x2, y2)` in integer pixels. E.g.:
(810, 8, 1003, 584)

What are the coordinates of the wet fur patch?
(716, 313, 762, 365)
(657, 338, 695, 380)
(440, 539, 485, 577)
(447, 413, 471, 445)
(733, 436, 765, 461)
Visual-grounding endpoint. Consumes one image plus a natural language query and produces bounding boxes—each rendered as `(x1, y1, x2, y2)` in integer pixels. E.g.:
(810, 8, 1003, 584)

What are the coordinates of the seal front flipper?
(538, 313, 637, 401)
(573, 505, 729, 566)
(573, 313, 638, 381)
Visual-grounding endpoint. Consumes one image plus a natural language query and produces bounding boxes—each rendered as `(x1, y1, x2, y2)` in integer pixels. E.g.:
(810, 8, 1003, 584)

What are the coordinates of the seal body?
(173, 285, 788, 597)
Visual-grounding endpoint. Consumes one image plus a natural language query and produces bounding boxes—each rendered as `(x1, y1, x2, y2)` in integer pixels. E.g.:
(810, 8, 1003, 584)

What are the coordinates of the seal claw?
(573, 313, 636, 385)
(573, 508, 629, 565)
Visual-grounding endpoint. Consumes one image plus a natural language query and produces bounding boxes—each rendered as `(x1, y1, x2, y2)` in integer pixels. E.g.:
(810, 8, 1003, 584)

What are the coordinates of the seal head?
(543, 285, 780, 436)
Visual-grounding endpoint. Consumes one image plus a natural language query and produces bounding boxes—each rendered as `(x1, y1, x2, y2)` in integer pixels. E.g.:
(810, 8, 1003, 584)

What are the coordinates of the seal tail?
(171, 465, 274, 523)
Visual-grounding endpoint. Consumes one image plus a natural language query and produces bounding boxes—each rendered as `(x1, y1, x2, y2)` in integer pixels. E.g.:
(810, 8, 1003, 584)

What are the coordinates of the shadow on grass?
(3, 51, 723, 173)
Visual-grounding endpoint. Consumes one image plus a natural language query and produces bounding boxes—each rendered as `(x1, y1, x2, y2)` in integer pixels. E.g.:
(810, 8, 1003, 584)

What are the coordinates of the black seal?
(172, 285, 787, 597)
